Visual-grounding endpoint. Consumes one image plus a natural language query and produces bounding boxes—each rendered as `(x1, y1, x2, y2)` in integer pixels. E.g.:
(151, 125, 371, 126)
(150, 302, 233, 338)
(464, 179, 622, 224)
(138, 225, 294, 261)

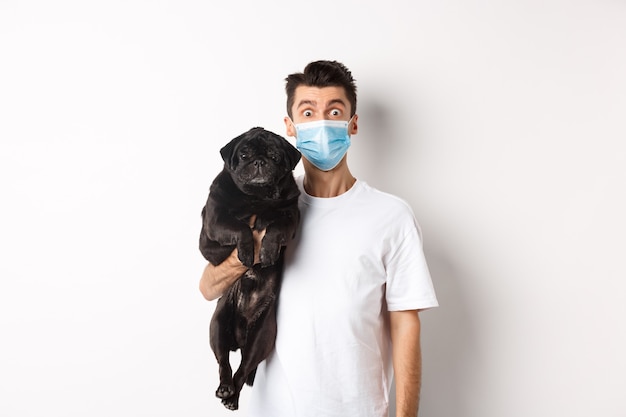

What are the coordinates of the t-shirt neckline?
(297, 176, 363, 207)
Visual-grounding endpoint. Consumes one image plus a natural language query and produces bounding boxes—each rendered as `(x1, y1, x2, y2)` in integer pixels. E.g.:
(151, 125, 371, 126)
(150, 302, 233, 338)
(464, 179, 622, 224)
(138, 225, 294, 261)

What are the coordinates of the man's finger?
(248, 214, 257, 228)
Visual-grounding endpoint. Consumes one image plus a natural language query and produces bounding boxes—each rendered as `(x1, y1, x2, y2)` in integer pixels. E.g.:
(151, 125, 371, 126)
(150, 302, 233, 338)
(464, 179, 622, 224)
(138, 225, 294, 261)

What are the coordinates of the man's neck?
(302, 163, 356, 198)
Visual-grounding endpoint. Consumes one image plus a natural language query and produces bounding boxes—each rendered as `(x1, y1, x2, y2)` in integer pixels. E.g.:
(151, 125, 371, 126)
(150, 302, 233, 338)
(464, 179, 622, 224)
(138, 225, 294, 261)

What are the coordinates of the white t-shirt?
(247, 177, 438, 417)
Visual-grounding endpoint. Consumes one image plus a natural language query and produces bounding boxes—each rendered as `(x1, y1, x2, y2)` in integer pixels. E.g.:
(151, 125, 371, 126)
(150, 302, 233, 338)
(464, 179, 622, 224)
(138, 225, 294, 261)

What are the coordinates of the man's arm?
(199, 249, 248, 301)
(390, 309, 422, 417)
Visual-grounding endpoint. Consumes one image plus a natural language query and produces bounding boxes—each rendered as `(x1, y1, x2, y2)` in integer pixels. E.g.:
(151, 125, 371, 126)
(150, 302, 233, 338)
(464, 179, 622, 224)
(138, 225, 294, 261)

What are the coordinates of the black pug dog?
(199, 127, 301, 410)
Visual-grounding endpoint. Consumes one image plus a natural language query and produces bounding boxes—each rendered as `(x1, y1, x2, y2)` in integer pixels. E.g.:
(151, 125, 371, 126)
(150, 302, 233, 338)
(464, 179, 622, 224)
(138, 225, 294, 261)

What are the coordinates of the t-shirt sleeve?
(384, 211, 439, 311)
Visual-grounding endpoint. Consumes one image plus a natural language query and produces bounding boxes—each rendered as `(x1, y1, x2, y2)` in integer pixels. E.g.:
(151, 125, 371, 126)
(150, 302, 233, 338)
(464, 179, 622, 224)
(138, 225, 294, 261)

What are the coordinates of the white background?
(1, 1, 625, 416)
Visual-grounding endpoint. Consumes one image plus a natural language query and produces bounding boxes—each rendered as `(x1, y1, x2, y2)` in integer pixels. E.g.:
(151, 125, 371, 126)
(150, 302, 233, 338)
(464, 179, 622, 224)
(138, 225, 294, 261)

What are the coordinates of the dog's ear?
(220, 129, 251, 169)
(282, 139, 301, 170)
(219, 136, 238, 168)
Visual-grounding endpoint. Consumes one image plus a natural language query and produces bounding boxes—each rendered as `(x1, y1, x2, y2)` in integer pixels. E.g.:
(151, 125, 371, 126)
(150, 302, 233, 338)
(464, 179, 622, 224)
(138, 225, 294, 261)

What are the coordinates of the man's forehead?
(294, 86, 349, 107)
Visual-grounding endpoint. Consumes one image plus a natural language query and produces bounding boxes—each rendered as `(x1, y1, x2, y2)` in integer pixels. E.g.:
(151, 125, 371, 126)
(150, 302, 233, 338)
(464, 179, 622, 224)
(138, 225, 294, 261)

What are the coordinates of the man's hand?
(250, 215, 267, 265)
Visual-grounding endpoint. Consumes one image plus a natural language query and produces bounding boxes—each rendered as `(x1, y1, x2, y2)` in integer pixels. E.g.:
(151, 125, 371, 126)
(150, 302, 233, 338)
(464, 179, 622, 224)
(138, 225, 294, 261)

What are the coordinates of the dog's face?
(220, 127, 301, 194)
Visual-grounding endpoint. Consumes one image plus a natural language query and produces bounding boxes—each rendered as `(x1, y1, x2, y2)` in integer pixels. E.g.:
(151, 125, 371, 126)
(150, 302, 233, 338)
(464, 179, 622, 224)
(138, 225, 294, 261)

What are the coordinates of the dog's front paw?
(215, 383, 235, 399)
(237, 242, 255, 268)
(259, 228, 286, 266)
(259, 242, 281, 266)
(238, 250, 254, 268)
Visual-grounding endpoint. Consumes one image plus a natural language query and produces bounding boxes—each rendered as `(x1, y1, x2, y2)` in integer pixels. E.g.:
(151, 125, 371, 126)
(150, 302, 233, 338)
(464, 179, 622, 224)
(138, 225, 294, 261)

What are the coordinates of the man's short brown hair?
(285, 60, 357, 118)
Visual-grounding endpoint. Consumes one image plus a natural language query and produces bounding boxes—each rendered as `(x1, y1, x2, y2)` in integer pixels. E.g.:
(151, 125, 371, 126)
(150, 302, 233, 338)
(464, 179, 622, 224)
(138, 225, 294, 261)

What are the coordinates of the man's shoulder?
(356, 181, 415, 214)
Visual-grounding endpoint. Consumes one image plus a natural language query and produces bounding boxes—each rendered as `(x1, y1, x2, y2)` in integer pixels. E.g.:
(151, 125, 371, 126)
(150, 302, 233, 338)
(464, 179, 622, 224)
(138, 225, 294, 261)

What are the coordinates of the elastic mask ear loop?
(346, 115, 355, 135)
(288, 117, 297, 137)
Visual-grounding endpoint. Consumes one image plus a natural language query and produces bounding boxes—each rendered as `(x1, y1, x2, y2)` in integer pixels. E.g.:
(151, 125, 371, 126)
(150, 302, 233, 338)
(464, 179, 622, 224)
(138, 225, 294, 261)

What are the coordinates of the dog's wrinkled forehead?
(222, 128, 276, 164)
(237, 133, 272, 154)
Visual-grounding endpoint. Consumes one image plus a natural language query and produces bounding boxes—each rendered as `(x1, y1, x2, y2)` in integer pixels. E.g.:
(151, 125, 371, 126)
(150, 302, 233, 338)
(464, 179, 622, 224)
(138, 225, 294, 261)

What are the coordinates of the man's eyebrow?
(296, 98, 347, 109)
(327, 99, 347, 107)
(296, 99, 316, 108)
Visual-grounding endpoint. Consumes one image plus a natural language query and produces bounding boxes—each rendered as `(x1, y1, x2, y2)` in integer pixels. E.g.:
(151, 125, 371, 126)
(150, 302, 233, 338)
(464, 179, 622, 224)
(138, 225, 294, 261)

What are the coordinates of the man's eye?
(330, 109, 342, 117)
(303, 110, 313, 117)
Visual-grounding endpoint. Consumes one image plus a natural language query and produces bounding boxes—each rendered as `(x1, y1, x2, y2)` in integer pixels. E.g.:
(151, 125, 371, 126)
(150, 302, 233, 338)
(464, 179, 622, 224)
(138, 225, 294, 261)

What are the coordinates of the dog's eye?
(239, 152, 249, 160)
(268, 152, 281, 162)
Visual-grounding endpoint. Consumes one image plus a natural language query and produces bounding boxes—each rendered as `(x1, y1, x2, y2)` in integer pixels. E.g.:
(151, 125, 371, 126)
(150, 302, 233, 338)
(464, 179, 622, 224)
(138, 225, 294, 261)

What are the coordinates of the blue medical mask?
(293, 118, 353, 171)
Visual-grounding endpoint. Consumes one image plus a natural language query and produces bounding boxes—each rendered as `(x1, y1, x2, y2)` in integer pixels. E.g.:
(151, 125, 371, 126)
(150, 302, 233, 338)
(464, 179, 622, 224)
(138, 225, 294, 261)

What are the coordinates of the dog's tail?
(246, 366, 257, 386)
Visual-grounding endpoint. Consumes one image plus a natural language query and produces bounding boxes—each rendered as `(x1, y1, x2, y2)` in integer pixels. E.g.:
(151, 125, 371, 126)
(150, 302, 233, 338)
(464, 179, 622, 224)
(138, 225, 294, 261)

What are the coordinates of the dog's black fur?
(199, 127, 300, 410)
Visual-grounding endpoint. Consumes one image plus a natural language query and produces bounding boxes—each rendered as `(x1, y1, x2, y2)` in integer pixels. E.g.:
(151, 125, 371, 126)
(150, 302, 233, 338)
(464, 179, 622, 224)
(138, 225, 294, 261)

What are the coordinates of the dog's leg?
(209, 297, 237, 401)
(199, 229, 235, 265)
(203, 202, 255, 267)
(214, 352, 234, 400)
(257, 207, 299, 266)
(222, 303, 278, 410)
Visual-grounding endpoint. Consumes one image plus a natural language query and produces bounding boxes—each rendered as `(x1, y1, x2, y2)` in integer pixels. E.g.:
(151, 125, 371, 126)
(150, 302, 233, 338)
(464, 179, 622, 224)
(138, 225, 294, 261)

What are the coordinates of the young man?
(200, 61, 438, 417)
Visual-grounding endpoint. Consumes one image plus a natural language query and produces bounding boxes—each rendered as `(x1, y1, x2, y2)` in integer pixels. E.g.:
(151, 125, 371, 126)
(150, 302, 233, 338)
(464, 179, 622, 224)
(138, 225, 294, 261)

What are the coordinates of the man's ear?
(284, 116, 296, 137)
(349, 114, 359, 135)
